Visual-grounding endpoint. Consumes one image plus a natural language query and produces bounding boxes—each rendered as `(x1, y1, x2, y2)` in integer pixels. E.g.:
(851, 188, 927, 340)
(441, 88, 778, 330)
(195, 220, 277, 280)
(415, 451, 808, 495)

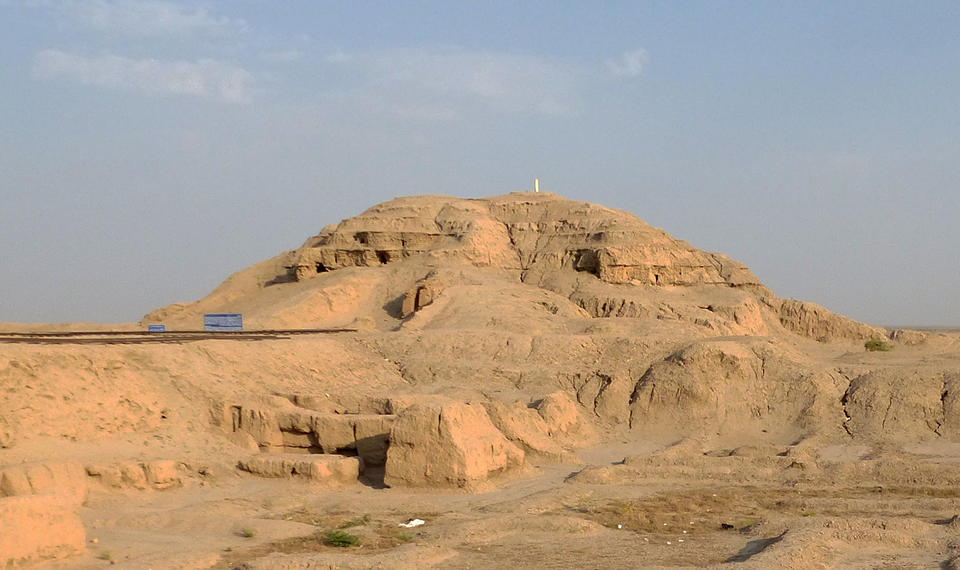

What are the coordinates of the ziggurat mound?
(144, 192, 880, 342)
(4, 191, 960, 568)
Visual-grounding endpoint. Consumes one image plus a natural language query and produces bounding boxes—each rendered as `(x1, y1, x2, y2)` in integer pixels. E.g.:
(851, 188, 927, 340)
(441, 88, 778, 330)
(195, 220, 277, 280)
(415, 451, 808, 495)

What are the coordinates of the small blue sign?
(147, 324, 166, 332)
(204, 313, 243, 331)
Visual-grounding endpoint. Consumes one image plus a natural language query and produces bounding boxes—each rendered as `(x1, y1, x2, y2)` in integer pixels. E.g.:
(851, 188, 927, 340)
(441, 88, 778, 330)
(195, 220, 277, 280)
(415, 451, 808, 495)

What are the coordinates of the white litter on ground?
(399, 519, 425, 528)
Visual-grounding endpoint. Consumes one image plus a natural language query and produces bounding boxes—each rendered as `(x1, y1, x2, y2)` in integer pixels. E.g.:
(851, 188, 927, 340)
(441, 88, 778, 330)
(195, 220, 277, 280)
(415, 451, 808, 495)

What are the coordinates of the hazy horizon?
(2, 2, 958, 326)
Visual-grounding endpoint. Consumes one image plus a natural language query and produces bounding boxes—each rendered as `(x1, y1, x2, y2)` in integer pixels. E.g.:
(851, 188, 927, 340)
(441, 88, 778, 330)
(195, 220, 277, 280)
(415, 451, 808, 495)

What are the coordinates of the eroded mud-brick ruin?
(3, 192, 955, 568)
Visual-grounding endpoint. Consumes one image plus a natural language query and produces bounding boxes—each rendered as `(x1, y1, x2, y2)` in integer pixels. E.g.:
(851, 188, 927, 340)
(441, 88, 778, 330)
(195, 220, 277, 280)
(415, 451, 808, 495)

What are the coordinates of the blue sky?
(1, 1, 958, 325)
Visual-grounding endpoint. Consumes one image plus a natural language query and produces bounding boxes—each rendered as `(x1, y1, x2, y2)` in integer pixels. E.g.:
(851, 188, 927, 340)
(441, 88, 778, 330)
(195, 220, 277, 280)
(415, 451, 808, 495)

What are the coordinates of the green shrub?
(239, 527, 256, 538)
(338, 514, 371, 529)
(324, 529, 360, 547)
(864, 339, 891, 352)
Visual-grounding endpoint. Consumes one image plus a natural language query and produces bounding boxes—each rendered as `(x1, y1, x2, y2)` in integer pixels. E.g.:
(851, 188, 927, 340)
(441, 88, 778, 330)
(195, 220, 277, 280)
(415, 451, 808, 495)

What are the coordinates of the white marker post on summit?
(534, 178, 540, 192)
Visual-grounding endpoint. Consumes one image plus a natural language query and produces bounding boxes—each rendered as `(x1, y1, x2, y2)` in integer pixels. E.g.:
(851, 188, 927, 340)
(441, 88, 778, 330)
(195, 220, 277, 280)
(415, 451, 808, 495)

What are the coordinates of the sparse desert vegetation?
(323, 529, 360, 547)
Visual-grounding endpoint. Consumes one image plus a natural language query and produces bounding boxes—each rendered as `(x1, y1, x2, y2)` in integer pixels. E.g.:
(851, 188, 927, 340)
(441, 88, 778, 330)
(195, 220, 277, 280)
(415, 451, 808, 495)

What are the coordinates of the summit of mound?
(289, 192, 761, 287)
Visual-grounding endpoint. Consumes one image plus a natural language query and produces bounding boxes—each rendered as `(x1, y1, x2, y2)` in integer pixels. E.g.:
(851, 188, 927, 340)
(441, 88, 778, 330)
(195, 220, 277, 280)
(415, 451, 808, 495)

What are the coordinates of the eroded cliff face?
(290, 192, 762, 289)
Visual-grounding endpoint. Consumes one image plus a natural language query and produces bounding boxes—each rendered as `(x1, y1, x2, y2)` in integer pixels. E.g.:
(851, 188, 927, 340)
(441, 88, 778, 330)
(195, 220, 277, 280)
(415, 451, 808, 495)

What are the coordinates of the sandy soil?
(2, 330, 954, 569)
(37, 427, 960, 569)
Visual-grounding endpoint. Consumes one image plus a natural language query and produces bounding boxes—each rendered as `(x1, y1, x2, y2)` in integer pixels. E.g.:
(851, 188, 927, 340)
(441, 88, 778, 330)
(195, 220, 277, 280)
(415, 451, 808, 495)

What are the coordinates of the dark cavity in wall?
(573, 249, 600, 276)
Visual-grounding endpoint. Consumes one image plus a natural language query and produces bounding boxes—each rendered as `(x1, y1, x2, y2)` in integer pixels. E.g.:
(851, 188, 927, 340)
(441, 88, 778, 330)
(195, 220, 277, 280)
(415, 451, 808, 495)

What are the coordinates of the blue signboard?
(203, 313, 243, 331)
(147, 324, 166, 332)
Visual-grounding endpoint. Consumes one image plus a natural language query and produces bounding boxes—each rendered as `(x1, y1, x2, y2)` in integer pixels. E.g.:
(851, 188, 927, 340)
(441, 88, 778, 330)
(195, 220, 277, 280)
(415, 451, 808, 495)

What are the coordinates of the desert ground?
(3, 192, 960, 569)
